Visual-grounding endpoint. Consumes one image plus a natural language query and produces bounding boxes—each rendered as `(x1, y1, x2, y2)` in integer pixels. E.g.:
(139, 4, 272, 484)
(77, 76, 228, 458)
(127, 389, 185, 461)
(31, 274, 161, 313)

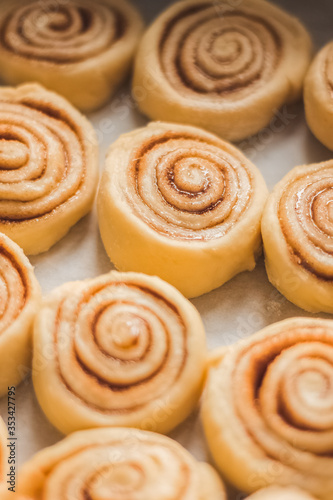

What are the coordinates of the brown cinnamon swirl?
(202, 317, 333, 500)
(305, 41, 333, 150)
(133, 0, 312, 141)
(0, 0, 144, 112)
(32, 271, 207, 435)
(0, 83, 98, 255)
(0, 233, 40, 396)
(17, 428, 226, 500)
(98, 122, 268, 298)
(262, 160, 333, 312)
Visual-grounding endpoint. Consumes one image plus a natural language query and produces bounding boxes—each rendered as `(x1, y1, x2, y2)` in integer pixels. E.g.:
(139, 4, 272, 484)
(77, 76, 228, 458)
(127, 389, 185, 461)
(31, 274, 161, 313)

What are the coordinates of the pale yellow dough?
(202, 317, 333, 500)
(304, 41, 333, 150)
(0, 0, 144, 112)
(33, 271, 207, 435)
(17, 427, 226, 500)
(0, 417, 7, 482)
(98, 122, 268, 298)
(0, 83, 99, 255)
(246, 486, 317, 500)
(0, 233, 40, 397)
(133, 0, 312, 141)
(262, 160, 333, 313)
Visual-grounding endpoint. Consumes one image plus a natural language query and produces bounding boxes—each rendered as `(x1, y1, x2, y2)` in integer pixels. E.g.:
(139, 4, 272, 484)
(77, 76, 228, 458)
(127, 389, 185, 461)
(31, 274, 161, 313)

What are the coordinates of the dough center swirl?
(278, 166, 333, 280)
(126, 133, 253, 240)
(53, 280, 188, 412)
(0, 0, 125, 63)
(160, 5, 281, 100)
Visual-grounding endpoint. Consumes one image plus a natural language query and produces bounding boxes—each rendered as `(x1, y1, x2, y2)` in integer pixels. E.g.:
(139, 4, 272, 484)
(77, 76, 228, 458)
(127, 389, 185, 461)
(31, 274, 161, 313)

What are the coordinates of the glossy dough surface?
(202, 317, 333, 500)
(246, 486, 317, 500)
(98, 122, 268, 298)
(0, 0, 144, 112)
(17, 427, 226, 500)
(305, 41, 333, 150)
(0, 233, 40, 396)
(33, 271, 207, 435)
(0, 83, 99, 255)
(262, 160, 333, 312)
(133, 0, 312, 141)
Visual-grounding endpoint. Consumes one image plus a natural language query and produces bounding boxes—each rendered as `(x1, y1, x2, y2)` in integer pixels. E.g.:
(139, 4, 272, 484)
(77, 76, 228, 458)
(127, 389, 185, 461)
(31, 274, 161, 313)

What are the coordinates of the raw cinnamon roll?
(98, 122, 268, 298)
(246, 487, 317, 500)
(262, 160, 333, 313)
(17, 427, 226, 500)
(202, 317, 333, 500)
(304, 41, 333, 150)
(133, 0, 312, 141)
(0, 417, 7, 482)
(0, 83, 99, 255)
(33, 271, 207, 435)
(0, 233, 40, 396)
(0, 0, 144, 112)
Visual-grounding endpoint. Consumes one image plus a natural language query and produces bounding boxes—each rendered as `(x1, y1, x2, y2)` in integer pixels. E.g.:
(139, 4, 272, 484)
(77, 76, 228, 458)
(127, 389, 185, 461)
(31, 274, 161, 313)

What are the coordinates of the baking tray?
(0, 0, 332, 498)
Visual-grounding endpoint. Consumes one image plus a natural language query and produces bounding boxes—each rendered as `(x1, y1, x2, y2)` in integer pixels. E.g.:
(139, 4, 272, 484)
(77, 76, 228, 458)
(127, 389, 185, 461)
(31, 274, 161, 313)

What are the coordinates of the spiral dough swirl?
(98, 122, 268, 297)
(133, 0, 312, 140)
(203, 318, 333, 500)
(33, 271, 207, 434)
(126, 131, 254, 241)
(0, 232, 40, 396)
(160, 2, 281, 100)
(0, 234, 29, 332)
(17, 428, 226, 500)
(0, 0, 125, 64)
(278, 162, 333, 280)
(0, 83, 98, 254)
(0, 0, 143, 111)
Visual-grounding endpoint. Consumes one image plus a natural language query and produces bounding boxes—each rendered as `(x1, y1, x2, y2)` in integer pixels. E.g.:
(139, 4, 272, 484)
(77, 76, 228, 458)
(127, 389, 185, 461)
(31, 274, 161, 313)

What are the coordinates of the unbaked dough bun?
(0, 83, 99, 255)
(245, 486, 317, 500)
(0, 417, 7, 482)
(33, 271, 207, 435)
(202, 317, 333, 500)
(17, 427, 226, 500)
(262, 160, 333, 313)
(133, 0, 312, 141)
(98, 122, 268, 298)
(0, 0, 144, 112)
(304, 41, 333, 150)
(0, 233, 40, 397)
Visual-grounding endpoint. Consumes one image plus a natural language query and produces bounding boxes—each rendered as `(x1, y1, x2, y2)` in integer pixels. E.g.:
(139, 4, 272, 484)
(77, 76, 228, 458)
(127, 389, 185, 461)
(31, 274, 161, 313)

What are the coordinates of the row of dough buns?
(0, 0, 330, 153)
(0, 0, 317, 147)
(0, 252, 331, 500)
